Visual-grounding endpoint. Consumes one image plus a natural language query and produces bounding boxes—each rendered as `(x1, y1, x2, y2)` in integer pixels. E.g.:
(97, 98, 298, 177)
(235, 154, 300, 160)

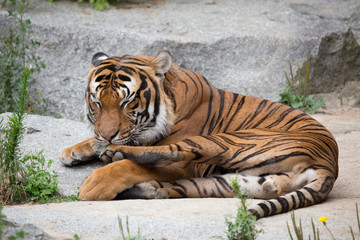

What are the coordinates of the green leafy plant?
(22, 151, 59, 202)
(118, 215, 148, 240)
(221, 174, 262, 240)
(48, 0, 120, 11)
(279, 55, 325, 114)
(0, 68, 30, 204)
(0, 0, 46, 114)
(73, 233, 81, 240)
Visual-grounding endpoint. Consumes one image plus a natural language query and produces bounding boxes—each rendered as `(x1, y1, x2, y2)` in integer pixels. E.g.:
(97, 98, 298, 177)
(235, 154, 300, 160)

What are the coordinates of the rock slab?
(1, 108, 360, 239)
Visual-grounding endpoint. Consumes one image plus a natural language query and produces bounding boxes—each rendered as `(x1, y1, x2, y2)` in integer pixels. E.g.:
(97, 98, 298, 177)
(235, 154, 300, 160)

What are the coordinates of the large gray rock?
(1, 0, 359, 120)
(1, 108, 360, 240)
(309, 29, 360, 94)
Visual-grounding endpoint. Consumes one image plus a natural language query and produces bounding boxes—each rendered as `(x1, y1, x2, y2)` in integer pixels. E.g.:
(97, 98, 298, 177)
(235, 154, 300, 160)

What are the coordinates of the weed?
(279, 55, 325, 114)
(0, 68, 30, 204)
(118, 215, 148, 240)
(73, 233, 81, 240)
(0, 0, 46, 114)
(287, 203, 360, 240)
(221, 174, 262, 240)
(22, 151, 59, 202)
(48, 0, 120, 11)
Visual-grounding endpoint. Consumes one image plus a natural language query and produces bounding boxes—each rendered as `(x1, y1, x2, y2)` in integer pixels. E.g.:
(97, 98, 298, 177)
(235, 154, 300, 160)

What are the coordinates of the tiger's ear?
(91, 52, 109, 68)
(151, 51, 173, 77)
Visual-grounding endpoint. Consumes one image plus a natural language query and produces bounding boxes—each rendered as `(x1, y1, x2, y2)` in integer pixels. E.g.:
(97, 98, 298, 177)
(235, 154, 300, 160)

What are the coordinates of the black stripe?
(200, 76, 213, 135)
(291, 195, 296, 208)
(152, 79, 160, 118)
(95, 64, 116, 75)
(319, 176, 334, 194)
(189, 179, 202, 197)
(172, 188, 187, 198)
(269, 201, 277, 215)
(212, 89, 225, 132)
(258, 203, 270, 217)
(213, 180, 225, 198)
(304, 187, 320, 203)
(296, 190, 307, 208)
(121, 61, 147, 66)
(258, 177, 266, 185)
(175, 69, 200, 124)
(276, 197, 289, 213)
(223, 94, 245, 132)
(183, 139, 203, 150)
(214, 176, 232, 192)
(116, 65, 135, 75)
(265, 107, 296, 129)
(117, 74, 131, 82)
(241, 151, 315, 172)
(241, 99, 269, 129)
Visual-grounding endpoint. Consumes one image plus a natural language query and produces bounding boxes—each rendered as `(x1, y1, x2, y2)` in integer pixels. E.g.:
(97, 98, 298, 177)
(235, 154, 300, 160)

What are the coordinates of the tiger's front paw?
(100, 145, 125, 164)
(60, 147, 94, 166)
(79, 162, 127, 200)
(60, 138, 107, 166)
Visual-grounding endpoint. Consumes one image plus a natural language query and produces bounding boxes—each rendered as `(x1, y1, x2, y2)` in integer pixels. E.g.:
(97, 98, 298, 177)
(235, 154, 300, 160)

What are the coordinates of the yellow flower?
(318, 216, 329, 224)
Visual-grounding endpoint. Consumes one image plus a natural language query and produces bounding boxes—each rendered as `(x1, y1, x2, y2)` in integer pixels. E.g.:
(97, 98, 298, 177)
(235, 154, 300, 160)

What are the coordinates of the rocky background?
(0, 0, 360, 120)
(1, 1, 360, 239)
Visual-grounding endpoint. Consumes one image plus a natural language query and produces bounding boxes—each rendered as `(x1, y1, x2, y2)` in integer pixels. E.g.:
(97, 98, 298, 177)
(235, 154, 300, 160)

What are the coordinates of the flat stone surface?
(1, 108, 360, 239)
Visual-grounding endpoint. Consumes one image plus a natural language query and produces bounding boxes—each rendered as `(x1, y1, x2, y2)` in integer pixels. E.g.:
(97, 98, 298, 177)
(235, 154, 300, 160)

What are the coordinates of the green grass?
(48, 0, 121, 11)
(1, 0, 46, 114)
(0, 68, 30, 204)
(118, 216, 148, 240)
(287, 203, 360, 240)
(279, 55, 325, 114)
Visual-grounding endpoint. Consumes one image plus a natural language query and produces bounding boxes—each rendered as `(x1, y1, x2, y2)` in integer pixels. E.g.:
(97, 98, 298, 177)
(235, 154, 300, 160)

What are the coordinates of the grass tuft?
(279, 55, 325, 114)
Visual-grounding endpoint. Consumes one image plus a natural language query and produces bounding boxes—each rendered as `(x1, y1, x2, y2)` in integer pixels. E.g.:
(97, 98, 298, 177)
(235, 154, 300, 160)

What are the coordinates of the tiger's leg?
(115, 173, 285, 200)
(79, 160, 193, 200)
(60, 137, 106, 166)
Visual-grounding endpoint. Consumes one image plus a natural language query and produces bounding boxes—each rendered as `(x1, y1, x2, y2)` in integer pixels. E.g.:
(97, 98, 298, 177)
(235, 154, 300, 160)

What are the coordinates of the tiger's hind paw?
(261, 176, 293, 196)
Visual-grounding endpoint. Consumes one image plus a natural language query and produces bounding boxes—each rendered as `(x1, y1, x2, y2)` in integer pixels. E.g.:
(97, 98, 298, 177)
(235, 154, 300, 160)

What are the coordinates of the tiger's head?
(85, 51, 175, 148)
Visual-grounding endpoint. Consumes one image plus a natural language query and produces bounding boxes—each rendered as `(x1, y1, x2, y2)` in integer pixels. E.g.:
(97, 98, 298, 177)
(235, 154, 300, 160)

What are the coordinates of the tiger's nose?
(102, 130, 119, 141)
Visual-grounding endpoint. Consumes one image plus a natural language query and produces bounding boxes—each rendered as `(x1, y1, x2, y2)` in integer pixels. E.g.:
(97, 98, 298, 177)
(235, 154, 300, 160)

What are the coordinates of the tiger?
(60, 51, 338, 219)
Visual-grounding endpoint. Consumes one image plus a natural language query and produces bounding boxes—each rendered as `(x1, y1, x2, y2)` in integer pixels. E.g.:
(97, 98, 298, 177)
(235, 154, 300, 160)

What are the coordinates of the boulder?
(0, 0, 359, 120)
